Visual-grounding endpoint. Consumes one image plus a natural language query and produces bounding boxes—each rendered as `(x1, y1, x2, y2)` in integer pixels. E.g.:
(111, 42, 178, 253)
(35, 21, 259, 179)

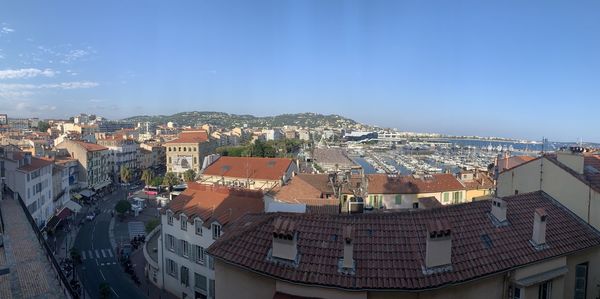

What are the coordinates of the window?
(180, 266, 189, 286)
(574, 262, 588, 299)
(452, 191, 462, 204)
(182, 240, 189, 257)
(183, 147, 186, 151)
(195, 272, 207, 291)
(195, 245, 205, 264)
(168, 157, 172, 164)
(195, 219, 203, 236)
(412, 202, 419, 209)
(394, 195, 402, 205)
(538, 280, 552, 299)
(443, 192, 450, 203)
(166, 258, 178, 278)
(194, 157, 197, 164)
(167, 211, 174, 225)
(212, 223, 221, 239)
(511, 286, 522, 299)
(180, 215, 187, 231)
(167, 234, 175, 252)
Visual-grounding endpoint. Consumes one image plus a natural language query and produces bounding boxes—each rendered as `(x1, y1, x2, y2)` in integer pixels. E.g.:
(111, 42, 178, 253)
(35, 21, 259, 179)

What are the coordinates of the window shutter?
(190, 244, 196, 262)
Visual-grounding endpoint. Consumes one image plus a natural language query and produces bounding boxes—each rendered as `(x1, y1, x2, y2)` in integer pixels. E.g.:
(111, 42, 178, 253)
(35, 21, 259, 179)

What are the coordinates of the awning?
(79, 189, 96, 198)
(515, 266, 568, 287)
(45, 215, 61, 232)
(64, 200, 83, 213)
(72, 193, 82, 200)
(94, 180, 111, 190)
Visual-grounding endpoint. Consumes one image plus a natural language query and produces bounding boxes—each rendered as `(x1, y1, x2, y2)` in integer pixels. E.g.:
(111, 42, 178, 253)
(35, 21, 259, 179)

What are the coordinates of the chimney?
(491, 197, 507, 223)
(272, 218, 297, 261)
(342, 226, 354, 269)
(556, 147, 585, 174)
(425, 219, 452, 268)
(531, 208, 548, 246)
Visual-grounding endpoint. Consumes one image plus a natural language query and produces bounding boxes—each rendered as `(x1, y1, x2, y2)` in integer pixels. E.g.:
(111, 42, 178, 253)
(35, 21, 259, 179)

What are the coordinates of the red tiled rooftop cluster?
(208, 191, 600, 290)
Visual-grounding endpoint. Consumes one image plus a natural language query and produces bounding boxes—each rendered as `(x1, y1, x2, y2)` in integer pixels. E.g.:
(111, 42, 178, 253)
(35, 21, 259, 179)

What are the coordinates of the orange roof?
(72, 140, 108, 152)
(367, 173, 465, 194)
(203, 156, 294, 181)
(497, 155, 536, 172)
(164, 130, 209, 144)
(273, 174, 334, 201)
(162, 183, 264, 227)
(18, 156, 53, 172)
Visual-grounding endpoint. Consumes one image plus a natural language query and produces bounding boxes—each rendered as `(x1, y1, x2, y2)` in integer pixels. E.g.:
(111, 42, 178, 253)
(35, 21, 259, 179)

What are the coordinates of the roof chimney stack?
(491, 197, 507, 223)
(556, 147, 585, 174)
(272, 218, 298, 261)
(531, 208, 548, 246)
(425, 219, 452, 268)
(342, 226, 354, 269)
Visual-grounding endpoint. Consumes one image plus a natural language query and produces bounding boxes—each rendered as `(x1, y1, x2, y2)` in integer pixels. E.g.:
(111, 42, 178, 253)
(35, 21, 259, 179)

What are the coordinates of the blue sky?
(1, 1, 599, 141)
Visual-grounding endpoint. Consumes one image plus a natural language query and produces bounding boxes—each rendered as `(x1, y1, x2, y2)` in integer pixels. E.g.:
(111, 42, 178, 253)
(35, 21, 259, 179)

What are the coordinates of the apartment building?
(1, 147, 54, 226)
(199, 156, 298, 190)
(145, 183, 264, 299)
(366, 173, 467, 209)
(208, 191, 600, 299)
(97, 136, 140, 182)
(457, 170, 495, 200)
(165, 129, 216, 178)
(140, 141, 167, 171)
(497, 147, 600, 231)
(55, 140, 111, 190)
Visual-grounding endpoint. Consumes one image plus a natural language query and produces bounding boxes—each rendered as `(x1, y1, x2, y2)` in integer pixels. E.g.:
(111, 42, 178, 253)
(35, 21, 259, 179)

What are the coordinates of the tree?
(141, 169, 154, 187)
(183, 169, 196, 182)
(151, 176, 163, 188)
(163, 172, 180, 190)
(99, 282, 111, 299)
(37, 121, 50, 132)
(145, 218, 160, 233)
(120, 166, 132, 184)
(115, 200, 131, 215)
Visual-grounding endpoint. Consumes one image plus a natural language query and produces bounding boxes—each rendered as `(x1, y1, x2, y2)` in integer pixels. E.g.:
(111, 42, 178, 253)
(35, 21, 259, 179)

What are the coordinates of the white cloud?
(61, 49, 89, 64)
(0, 81, 99, 99)
(0, 68, 56, 79)
(1, 27, 14, 34)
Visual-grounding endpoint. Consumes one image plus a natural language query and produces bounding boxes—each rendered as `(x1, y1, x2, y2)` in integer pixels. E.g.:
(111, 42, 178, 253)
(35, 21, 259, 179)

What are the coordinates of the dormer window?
(180, 215, 188, 231)
(167, 211, 174, 225)
(195, 219, 203, 236)
(212, 223, 222, 240)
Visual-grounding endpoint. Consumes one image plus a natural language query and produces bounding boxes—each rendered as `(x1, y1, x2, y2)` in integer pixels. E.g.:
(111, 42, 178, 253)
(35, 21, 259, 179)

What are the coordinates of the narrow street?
(73, 188, 146, 299)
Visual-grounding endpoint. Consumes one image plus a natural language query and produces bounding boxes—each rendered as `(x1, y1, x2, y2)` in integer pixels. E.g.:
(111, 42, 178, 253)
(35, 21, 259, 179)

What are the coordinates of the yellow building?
(164, 129, 216, 178)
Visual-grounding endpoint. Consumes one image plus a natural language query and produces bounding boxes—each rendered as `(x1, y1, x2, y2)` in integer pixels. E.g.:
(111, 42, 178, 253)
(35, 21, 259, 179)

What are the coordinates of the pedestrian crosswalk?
(81, 248, 116, 262)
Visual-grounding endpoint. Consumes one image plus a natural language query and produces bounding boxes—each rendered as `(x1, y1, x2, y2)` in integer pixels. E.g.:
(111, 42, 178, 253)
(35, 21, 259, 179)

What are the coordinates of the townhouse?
(208, 191, 600, 299)
(199, 156, 298, 190)
(97, 135, 140, 182)
(165, 129, 216, 178)
(365, 173, 467, 209)
(55, 139, 111, 190)
(144, 183, 264, 299)
(1, 146, 54, 226)
(497, 147, 600, 231)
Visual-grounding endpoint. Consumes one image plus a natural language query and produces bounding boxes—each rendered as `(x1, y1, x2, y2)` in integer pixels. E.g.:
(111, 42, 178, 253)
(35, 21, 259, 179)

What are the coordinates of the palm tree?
(163, 172, 180, 191)
(141, 169, 154, 188)
(120, 166, 132, 184)
(183, 169, 196, 183)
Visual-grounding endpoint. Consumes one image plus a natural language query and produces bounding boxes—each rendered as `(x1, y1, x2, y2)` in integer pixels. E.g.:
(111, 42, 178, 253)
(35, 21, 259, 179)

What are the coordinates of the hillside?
(122, 111, 359, 128)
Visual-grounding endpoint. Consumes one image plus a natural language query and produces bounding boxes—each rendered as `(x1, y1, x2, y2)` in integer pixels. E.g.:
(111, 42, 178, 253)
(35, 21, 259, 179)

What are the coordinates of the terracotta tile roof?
(72, 140, 108, 152)
(460, 173, 495, 190)
(208, 191, 600, 291)
(367, 173, 465, 194)
(164, 130, 209, 144)
(497, 155, 536, 172)
(272, 174, 334, 202)
(162, 182, 264, 227)
(203, 156, 294, 181)
(17, 156, 53, 172)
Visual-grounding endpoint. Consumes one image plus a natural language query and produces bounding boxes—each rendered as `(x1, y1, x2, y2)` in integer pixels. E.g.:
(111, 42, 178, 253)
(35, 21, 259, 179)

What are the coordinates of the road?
(74, 188, 147, 299)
